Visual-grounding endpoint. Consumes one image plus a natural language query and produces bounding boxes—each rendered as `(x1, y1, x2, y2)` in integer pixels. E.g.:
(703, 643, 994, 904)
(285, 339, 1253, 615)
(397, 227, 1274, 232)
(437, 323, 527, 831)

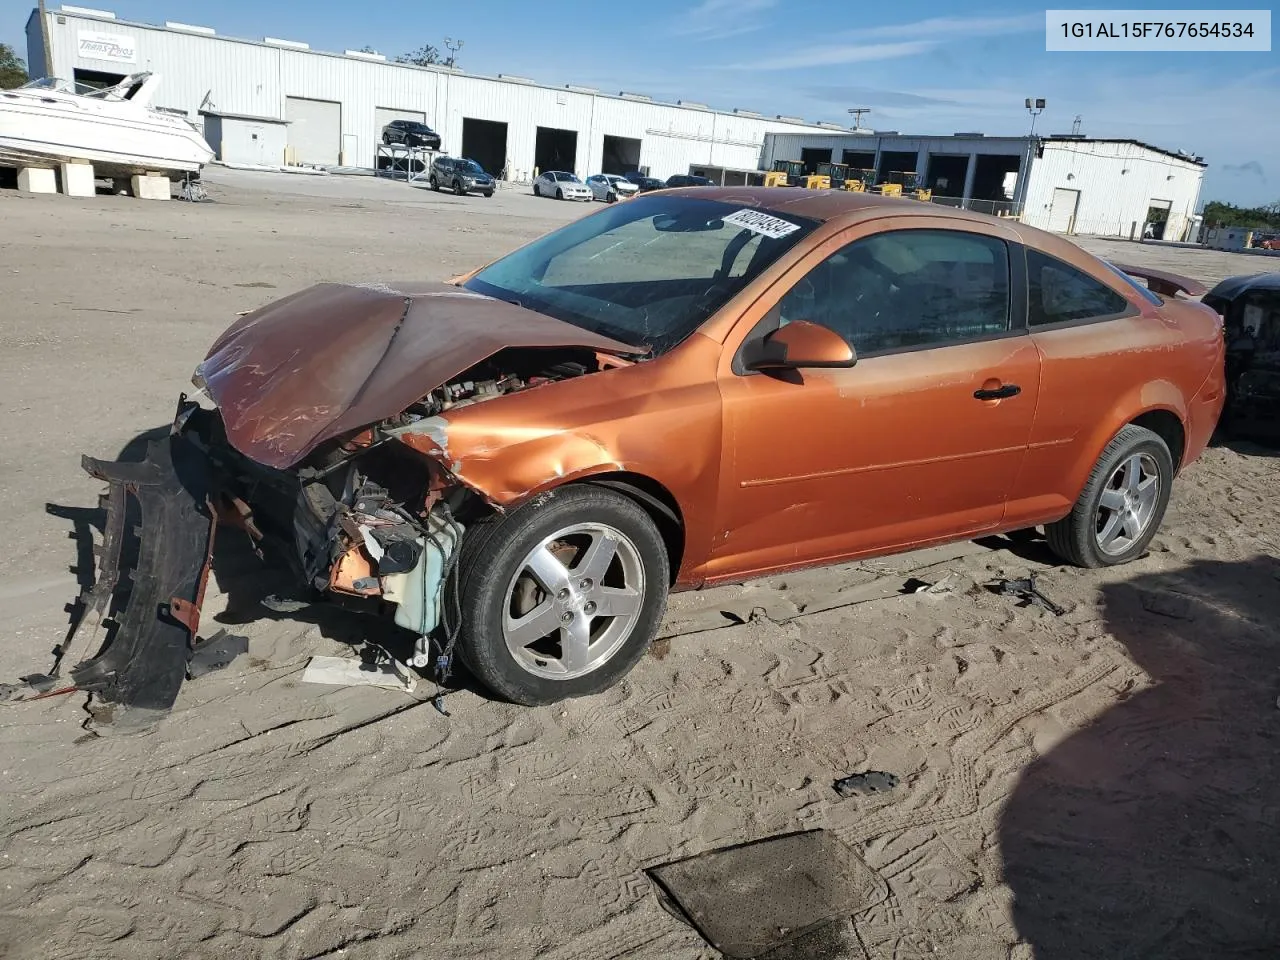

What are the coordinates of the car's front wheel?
(429, 175, 439, 191)
(382, 133, 391, 145)
(456, 485, 670, 705)
(606, 191, 616, 203)
(556, 188, 564, 200)
(533, 183, 541, 196)
(1046, 424, 1174, 568)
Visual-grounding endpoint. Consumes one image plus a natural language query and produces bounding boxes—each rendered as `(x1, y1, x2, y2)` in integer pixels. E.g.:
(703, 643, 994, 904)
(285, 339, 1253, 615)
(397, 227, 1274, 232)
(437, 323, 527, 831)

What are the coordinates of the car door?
(1009, 246, 1165, 509)
(709, 221, 1040, 581)
(586, 175, 603, 199)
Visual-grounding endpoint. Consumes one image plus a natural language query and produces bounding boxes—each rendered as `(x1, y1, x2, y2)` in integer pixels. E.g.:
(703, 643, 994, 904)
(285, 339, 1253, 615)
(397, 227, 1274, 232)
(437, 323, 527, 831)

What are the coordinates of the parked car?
(533, 171, 591, 201)
(1202, 271, 1280, 443)
(623, 172, 667, 193)
(430, 156, 495, 197)
(81, 189, 1226, 713)
(585, 173, 640, 203)
(380, 119, 442, 150)
(666, 174, 714, 188)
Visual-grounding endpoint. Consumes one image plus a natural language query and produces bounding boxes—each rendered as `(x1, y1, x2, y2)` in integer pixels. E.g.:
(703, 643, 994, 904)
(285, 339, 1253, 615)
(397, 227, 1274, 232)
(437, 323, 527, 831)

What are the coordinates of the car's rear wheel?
(1046, 425, 1174, 568)
(456, 486, 670, 706)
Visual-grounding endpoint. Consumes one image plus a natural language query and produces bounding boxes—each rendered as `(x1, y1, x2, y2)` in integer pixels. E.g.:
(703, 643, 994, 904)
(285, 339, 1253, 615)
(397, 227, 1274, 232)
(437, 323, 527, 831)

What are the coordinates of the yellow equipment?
(912, 188, 933, 202)
(817, 162, 849, 190)
(843, 168, 877, 192)
(799, 174, 831, 189)
(875, 182, 903, 197)
(766, 159, 804, 187)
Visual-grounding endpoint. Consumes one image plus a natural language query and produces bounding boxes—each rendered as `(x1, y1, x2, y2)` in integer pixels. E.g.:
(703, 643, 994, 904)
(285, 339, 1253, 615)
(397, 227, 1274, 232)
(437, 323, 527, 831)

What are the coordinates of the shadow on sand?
(1001, 554, 1280, 957)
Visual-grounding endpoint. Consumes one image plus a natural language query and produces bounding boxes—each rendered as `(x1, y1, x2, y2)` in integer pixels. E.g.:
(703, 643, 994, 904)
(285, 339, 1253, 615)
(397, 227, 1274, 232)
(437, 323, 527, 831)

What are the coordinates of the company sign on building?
(77, 31, 137, 64)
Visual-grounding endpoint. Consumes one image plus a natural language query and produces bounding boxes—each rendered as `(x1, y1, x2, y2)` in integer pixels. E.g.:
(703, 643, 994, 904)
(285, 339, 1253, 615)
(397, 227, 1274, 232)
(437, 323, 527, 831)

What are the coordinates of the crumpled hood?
(197, 281, 636, 470)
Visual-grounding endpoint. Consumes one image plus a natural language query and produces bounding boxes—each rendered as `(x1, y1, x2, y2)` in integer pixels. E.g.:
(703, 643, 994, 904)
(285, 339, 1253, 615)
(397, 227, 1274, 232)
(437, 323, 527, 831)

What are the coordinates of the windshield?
(460, 158, 485, 174)
(553, 172, 581, 183)
(405, 123, 431, 132)
(463, 195, 818, 354)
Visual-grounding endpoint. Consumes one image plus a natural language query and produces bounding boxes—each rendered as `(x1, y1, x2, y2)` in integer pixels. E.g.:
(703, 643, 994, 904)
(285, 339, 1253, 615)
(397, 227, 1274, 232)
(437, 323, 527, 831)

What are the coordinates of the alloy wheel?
(502, 522, 645, 680)
(1094, 452, 1161, 556)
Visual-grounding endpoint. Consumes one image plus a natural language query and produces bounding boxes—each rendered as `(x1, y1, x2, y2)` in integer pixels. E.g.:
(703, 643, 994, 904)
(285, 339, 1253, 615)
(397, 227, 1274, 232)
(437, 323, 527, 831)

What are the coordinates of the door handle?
(974, 384, 1021, 400)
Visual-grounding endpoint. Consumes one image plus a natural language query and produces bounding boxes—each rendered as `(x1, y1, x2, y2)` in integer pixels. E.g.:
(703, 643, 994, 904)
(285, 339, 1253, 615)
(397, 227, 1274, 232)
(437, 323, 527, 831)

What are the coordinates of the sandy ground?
(1, 170, 1278, 960)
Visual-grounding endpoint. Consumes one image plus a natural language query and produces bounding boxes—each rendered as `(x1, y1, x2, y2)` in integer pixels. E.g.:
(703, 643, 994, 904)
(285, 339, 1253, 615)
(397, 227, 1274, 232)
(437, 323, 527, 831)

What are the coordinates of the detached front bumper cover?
(62, 411, 217, 713)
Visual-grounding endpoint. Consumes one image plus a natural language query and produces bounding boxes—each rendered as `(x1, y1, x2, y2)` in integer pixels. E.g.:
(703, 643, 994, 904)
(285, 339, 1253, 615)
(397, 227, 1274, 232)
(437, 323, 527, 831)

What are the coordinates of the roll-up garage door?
(285, 96, 341, 165)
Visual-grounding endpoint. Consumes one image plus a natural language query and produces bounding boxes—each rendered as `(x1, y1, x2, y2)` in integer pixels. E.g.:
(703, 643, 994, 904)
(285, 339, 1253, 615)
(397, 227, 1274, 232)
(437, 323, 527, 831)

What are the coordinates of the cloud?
(716, 13, 1040, 70)
(728, 40, 936, 71)
(674, 0, 778, 39)
(803, 86, 959, 108)
(1222, 161, 1266, 180)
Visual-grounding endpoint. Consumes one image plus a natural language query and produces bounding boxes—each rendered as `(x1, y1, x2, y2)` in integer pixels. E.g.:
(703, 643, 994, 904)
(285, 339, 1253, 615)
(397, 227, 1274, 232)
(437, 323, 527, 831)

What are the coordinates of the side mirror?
(742, 320, 857, 371)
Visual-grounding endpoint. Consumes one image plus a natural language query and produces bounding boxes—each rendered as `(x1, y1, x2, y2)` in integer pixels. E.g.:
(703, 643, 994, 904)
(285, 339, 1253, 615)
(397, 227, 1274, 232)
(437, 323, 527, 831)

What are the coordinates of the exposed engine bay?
(53, 345, 625, 716)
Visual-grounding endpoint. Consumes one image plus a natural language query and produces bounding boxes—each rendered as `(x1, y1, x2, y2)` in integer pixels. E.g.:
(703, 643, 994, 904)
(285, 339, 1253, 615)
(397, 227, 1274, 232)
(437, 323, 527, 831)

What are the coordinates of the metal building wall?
(1022, 141, 1205, 239)
(34, 9, 832, 176)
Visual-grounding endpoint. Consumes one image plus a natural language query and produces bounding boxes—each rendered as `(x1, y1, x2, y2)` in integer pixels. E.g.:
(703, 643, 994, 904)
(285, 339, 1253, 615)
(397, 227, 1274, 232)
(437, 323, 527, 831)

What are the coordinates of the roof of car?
(659, 185, 1101, 259)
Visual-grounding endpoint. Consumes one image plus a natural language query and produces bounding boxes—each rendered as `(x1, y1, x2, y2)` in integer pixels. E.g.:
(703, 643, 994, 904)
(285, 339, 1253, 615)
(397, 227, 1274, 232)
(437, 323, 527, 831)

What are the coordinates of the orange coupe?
(73, 189, 1226, 710)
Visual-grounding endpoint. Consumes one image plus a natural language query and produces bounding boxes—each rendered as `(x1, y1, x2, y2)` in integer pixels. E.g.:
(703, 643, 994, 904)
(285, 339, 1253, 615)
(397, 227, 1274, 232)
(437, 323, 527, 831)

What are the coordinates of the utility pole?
(37, 0, 54, 78)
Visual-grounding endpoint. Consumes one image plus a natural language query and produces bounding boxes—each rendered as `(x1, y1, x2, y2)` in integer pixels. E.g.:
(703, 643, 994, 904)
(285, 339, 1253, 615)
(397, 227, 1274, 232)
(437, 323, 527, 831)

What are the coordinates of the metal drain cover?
(647, 829, 883, 959)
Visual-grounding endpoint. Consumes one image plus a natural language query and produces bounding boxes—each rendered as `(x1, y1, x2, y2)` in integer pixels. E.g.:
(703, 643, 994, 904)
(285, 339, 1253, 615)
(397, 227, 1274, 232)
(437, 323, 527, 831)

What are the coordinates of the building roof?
(32, 6, 836, 132)
(1043, 136, 1206, 167)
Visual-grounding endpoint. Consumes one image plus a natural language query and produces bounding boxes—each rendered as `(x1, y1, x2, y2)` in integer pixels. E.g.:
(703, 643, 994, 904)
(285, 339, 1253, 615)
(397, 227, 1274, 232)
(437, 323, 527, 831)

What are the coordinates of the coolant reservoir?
(382, 511, 464, 637)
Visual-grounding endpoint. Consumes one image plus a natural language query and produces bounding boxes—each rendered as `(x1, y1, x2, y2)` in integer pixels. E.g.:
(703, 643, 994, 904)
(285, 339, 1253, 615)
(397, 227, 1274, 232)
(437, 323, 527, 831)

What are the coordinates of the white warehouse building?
(762, 131, 1207, 241)
(25, 5, 839, 182)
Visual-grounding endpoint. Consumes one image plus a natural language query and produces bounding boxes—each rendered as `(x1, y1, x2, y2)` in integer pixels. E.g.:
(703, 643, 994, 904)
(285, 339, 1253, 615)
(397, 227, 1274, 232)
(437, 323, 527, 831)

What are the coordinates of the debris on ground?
(992, 574, 1066, 616)
(647, 829, 885, 959)
(300, 654, 418, 693)
(833, 770, 901, 798)
(1137, 588, 1197, 621)
(187, 630, 250, 679)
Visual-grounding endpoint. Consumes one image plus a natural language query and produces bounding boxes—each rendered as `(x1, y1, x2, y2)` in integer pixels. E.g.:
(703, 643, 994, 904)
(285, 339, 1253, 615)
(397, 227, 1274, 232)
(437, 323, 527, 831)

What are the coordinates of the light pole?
(1025, 97, 1046, 137)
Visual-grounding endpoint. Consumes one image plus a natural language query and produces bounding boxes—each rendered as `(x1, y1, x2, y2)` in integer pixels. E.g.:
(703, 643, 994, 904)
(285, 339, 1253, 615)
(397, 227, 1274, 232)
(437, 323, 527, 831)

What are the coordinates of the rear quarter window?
(1027, 248, 1132, 326)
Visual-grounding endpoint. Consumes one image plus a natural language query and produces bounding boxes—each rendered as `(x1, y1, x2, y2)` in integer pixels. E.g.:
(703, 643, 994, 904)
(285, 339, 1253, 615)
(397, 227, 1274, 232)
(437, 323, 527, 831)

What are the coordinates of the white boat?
(0, 72, 213, 180)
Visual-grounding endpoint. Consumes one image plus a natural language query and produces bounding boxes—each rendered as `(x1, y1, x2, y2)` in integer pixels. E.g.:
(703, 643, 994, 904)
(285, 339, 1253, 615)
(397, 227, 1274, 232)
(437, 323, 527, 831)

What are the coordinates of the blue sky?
(4, 1, 1275, 206)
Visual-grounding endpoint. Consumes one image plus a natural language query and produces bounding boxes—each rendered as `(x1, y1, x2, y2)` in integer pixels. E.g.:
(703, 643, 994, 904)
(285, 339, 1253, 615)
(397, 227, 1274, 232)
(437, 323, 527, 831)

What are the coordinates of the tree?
(0, 43, 27, 90)
(1202, 199, 1280, 230)
(396, 45, 441, 66)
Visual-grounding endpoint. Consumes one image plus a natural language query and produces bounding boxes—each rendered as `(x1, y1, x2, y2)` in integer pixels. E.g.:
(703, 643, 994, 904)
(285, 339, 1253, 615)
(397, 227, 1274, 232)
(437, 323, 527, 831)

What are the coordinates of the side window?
(1027, 249, 1131, 325)
(775, 229, 1011, 356)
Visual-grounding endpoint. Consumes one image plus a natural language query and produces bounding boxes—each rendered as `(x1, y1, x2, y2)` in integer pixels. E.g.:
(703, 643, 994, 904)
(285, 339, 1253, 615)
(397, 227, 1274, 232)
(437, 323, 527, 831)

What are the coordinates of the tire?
(455, 485, 670, 706)
(533, 183, 541, 197)
(429, 175, 439, 191)
(606, 191, 616, 204)
(382, 133, 391, 145)
(556, 188, 564, 200)
(1045, 425, 1174, 568)
(453, 179, 465, 196)
(484, 190, 493, 198)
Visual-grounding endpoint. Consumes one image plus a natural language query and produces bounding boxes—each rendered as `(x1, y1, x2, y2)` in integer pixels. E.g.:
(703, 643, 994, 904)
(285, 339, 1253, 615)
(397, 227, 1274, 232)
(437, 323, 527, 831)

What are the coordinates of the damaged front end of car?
(55, 280, 643, 717)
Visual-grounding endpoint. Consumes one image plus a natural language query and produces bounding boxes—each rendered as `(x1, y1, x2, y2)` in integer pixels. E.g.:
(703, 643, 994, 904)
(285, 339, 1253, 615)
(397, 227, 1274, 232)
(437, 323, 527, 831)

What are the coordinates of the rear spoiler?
(1109, 262, 1207, 299)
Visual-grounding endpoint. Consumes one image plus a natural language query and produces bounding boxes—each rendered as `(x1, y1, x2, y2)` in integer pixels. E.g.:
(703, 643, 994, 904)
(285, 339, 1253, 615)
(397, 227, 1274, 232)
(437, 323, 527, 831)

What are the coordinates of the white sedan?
(532, 171, 592, 201)
(585, 174, 640, 203)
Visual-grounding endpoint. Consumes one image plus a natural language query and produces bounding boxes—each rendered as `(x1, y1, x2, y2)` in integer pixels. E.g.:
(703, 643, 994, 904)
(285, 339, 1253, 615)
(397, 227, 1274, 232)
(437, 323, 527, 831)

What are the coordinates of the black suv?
(665, 173, 714, 187)
(381, 119, 442, 150)
(430, 156, 496, 197)
(623, 171, 666, 192)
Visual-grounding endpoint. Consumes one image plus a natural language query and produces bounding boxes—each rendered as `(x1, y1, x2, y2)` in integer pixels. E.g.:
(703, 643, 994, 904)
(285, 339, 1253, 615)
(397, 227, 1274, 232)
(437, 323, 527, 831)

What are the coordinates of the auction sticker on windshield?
(721, 209, 801, 239)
